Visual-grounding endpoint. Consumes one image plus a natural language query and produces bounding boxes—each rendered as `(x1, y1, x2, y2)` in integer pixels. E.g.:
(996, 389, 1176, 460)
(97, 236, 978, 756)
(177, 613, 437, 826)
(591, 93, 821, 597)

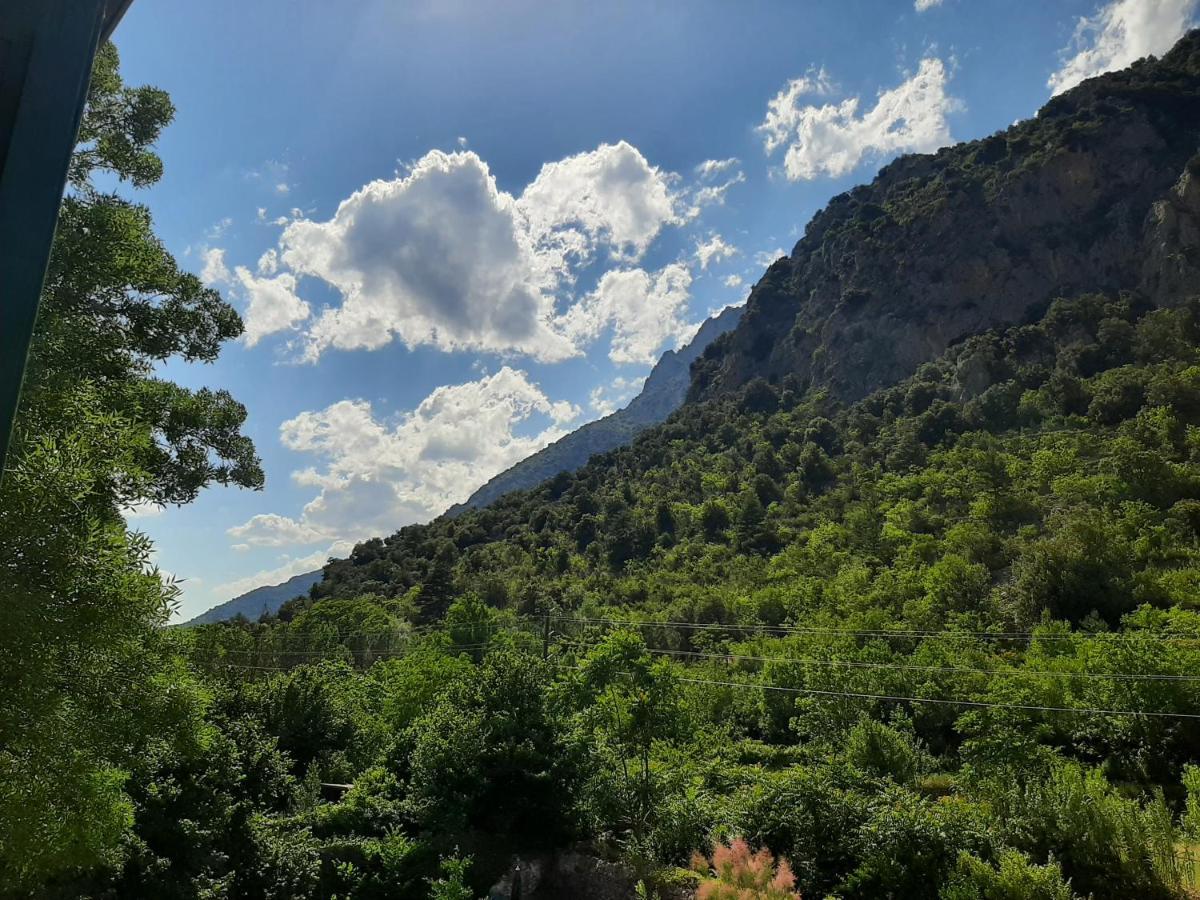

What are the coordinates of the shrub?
(844, 718, 920, 783)
(939, 850, 1077, 900)
(690, 838, 801, 899)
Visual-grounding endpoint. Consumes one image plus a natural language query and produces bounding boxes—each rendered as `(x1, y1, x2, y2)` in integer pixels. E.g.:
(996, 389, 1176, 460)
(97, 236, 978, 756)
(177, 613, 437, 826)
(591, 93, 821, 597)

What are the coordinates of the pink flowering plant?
(689, 838, 801, 900)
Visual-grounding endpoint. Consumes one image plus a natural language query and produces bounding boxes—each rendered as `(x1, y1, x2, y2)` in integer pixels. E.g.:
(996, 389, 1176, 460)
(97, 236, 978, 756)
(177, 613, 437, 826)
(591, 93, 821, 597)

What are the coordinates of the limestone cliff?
(692, 31, 1200, 405)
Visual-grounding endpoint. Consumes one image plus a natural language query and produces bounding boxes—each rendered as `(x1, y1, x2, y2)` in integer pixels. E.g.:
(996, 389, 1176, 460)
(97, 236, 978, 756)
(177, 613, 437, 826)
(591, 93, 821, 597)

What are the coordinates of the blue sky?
(109, 0, 1197, 620)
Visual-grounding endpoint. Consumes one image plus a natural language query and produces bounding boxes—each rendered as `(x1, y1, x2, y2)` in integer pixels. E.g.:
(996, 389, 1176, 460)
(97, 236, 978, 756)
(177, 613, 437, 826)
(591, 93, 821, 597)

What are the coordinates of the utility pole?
(0, 0, 133, 480)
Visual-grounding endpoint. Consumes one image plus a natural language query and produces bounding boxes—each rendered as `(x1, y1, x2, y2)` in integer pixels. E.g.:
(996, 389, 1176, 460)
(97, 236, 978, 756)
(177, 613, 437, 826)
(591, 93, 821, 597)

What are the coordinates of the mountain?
(445, 303, 743, 516)
(188, 308, 743, 623)
(184, 570, 322, 625)
(692, 32, 1200, 406)
(306, 31, 1200, 614)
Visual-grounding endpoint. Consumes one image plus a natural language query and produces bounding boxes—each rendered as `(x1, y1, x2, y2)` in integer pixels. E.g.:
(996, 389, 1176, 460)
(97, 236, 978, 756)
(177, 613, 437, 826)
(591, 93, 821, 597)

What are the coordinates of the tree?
(568, 632, 684, 843)
(404, 650, 575, 842)
(701, 500, 731, 542)
(0, 44, 261, 889)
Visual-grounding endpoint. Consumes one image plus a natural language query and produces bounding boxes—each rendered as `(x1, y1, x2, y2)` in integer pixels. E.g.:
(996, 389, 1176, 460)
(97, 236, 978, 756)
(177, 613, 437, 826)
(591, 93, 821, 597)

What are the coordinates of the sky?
(108, 0, 1199, 621)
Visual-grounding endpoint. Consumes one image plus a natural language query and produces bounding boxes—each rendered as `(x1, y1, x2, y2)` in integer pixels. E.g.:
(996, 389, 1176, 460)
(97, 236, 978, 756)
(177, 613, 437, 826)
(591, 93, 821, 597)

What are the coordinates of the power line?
(549, 661, 1200, 719)
(670, 675, 1200, 720)
(180, 621, 510, 648)
(548, 614, 1200, 645)
(642, 647, 1200, 683)
(192, 621, 1200, 685)
(187, 642, 494, 670)
(186, 622, 1200, 716)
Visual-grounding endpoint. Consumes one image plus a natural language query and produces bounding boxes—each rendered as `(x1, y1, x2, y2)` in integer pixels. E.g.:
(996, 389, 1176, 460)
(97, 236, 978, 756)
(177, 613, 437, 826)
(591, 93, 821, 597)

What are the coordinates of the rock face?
(183, 570, 322, 625)
(691, 31, 1200, 406)
(446, 303, 743, 516)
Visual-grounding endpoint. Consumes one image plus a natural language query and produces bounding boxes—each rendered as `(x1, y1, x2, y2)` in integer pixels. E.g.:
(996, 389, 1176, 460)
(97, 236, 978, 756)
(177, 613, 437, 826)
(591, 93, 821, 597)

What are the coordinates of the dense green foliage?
(0, 44, 260, 892)
(71, 290, 1200, 899)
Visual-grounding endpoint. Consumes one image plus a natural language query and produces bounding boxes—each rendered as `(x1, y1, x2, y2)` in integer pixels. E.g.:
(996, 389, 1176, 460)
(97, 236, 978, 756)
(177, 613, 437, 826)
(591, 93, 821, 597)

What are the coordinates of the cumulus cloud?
(1048, 0, 1196, 94)
(760, 59, 960, 180)
(561, 263, 694, 365)
(519, 140, 679, 261)
(228, 367, 580, 548)
(228, 513, 329, 550)
(283, 150, 575, 362)
(695, 234, 738, 270)
(914, 0, 944, 11)
(222, 141, 715, 364)
(233, 266, 310, 347)
(724, 274, 744, 288)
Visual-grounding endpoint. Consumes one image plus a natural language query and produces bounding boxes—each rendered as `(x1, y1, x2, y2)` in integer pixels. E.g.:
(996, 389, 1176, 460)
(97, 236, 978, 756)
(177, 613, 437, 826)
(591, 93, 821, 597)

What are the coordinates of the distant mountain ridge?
(445, 303, 743, 516)
(183, 570, 322, 625)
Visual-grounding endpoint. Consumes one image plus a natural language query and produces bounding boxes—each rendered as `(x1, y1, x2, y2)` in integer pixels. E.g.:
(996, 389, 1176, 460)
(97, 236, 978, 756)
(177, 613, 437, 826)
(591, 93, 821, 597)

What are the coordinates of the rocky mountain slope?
(183, 570, 322, 625)
(446, 303, 742, 515)
(692, 31, 1200, 405)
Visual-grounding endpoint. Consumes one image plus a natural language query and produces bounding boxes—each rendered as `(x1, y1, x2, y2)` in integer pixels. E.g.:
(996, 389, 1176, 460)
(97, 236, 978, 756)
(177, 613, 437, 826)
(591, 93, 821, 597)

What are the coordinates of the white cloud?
(690, 171, 745, 209)
(226, 141, 724, 362)
(258, 207, 292, 226)
(275, 182, 291, 195)
(695, 233, 738, 270)
(518, 140, 680, 260)
(915, 0, 944, 11)
(760, 59, 960, 180)
(200, 247, 230, 285)
(724, 274, 744, 288)
(283, 150, 576, 362)
(589, 376, 646, 416)
(211, 543, 351, 605)
(233, 266, 310, 347)
(685, 158, 746, 216)
(694, 157, 740, 179)
(277, 142, 699, 364)
(1048, 0, 1196, 94)
(228, 513, 329, 549)
(205, 216, 233, 239)
(122, 500, 164, 519)
(229, 367, 579, 548)
(755, 247, 787, 266)
(561, 263, 694, 365)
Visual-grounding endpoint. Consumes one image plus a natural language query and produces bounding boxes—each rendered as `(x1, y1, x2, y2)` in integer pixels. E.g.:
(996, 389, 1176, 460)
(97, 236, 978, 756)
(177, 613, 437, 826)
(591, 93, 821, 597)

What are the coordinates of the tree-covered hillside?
(155, 289, 1200, 900)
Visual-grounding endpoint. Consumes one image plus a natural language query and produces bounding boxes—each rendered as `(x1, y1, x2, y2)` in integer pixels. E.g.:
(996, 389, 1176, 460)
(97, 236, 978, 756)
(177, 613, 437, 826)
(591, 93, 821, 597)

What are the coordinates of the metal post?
(0, 0, 132, 480)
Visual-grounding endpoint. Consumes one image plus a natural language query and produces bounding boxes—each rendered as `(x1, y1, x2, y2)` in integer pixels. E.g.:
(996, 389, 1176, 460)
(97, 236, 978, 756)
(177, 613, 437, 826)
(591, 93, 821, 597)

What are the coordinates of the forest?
(9, 31, 1200, 900)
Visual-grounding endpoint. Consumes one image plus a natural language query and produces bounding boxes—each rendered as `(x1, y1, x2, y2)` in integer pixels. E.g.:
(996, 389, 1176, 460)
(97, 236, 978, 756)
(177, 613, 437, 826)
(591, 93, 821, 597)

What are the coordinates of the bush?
(690, 838, 801, 899)
(844, 718, 921, 783)
(939, 850, 1077, 900)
